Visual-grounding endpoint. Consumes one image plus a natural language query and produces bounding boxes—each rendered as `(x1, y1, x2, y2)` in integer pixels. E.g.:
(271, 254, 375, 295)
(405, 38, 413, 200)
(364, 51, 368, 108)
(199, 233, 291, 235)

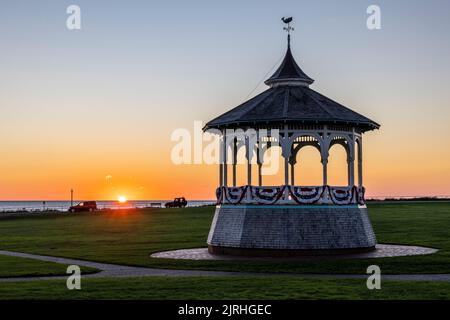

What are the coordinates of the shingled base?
(207, 205, 377, 257)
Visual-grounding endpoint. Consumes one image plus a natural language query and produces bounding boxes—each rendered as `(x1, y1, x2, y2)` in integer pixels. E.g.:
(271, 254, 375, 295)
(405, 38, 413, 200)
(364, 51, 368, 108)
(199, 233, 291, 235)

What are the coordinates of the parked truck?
(165, 197, 187, 208)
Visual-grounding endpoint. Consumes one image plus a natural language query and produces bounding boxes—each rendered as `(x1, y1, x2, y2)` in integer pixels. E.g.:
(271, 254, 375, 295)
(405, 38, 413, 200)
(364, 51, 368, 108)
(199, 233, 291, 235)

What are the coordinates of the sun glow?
(118, 196, 127, 203)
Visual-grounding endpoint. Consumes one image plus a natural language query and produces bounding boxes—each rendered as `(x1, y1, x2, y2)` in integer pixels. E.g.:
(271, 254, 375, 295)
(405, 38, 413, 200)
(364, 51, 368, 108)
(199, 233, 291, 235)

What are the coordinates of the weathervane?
(281, 16, 294, 34)
(281, 17, 294, 46)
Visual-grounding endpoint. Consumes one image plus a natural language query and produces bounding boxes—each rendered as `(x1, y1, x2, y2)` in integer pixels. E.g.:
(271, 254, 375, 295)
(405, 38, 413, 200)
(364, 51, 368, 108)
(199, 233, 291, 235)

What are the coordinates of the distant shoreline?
(1, 198, 449, 216)
(367, 197, 450, 202)
(0, 200, 215, 213)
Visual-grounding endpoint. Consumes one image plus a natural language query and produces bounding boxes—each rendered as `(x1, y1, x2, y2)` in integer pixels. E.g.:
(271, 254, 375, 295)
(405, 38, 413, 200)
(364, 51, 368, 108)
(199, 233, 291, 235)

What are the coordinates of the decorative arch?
(293, 144, 323, 186)
(329, 139, 350, 156)
(289, 132, 323, 146)
(327, 143, 349, 186)
(327, 133, 355, 187)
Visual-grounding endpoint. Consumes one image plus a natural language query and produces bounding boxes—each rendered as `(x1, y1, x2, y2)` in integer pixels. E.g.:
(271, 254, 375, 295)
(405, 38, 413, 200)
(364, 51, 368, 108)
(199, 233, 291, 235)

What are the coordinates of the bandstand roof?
(204, 35, 380, 133)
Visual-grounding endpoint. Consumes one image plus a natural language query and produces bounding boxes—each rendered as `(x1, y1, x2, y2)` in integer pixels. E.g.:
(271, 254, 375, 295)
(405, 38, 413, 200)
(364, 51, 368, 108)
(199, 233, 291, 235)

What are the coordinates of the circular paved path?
(151, 244, 437, 261)
(1, 246, 449, 283)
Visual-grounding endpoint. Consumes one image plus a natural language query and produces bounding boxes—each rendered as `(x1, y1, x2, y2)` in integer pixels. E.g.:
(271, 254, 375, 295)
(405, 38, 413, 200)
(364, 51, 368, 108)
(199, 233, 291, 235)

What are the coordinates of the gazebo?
(203, 21, 380, 256)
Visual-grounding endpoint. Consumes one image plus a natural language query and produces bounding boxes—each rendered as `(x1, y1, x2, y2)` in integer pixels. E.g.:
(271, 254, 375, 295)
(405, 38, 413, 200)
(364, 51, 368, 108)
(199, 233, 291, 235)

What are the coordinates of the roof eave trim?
(203, 119, 380, 131)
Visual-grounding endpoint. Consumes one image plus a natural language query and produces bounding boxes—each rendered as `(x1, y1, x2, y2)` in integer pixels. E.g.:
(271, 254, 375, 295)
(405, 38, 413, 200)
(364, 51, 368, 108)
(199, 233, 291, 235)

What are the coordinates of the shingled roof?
(204, 36, 380, 132)
(265, 35, 314, 87)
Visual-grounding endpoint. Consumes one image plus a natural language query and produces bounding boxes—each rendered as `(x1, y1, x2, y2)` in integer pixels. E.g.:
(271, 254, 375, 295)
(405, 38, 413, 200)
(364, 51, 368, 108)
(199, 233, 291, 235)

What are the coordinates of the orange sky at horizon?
(1, 121, 449, 201)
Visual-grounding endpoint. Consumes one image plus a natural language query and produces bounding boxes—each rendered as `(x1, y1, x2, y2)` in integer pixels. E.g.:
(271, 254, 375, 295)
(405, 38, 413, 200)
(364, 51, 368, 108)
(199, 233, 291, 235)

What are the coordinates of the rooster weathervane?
(281, 16, 294, 34)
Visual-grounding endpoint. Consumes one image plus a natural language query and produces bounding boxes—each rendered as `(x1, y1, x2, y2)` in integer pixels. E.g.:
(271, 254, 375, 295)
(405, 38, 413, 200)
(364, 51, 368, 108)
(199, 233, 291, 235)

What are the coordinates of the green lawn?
(1, 276, 450, 300)
(0, 202, 449, 276)
(0, 255, 97, 278)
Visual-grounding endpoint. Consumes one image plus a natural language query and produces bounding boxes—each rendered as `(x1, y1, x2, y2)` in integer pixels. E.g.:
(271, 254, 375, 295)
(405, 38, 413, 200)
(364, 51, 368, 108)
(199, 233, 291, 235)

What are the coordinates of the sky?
(0, 0, 450, 200)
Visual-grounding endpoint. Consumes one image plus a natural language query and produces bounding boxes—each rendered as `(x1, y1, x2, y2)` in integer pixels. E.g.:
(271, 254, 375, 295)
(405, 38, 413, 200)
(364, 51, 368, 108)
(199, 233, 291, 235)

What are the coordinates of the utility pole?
(71, 189, 74, 207)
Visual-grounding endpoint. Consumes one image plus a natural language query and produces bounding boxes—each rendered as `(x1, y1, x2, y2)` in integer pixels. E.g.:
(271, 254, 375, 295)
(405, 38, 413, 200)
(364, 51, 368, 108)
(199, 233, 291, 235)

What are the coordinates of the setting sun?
(118, 196, 127, 203)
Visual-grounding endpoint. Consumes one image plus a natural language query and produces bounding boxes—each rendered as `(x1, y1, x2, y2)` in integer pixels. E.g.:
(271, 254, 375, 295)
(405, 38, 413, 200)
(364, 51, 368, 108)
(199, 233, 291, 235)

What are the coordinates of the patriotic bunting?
(216, 185, 365, 205)
(328, 186, 355, 205)
(251, 186, 286, 204)
(289, 186, 325, 204)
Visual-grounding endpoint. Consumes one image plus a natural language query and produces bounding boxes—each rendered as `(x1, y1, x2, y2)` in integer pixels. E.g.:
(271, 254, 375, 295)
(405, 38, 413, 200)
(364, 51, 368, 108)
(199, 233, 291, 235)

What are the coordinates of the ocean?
(0, 200, 215, 213)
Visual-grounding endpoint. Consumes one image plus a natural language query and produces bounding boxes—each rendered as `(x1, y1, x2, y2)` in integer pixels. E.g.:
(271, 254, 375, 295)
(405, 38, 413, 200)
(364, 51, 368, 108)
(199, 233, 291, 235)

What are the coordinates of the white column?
(358, 137, 363, 188)
(290, 142, 299, 186)
(284, 157, 289, 187)
(223, 131, 228, 187)
(232, 138, 237, 187)
(290, 161, 295, 186)
(321, 127, 329, 186)
(257, 136, 262, 187)
(219, 135, 223, 187)
(348, 157, 355, 187)
(246, 137, 252, 186)
(245, 135, 254, 203)
(348, 138, 355, 187)
(258, 164, 262, 186)
(219, 164, 223, 187)
(282, 127, 291, 200)
(283, 156, 290, 201)
(322, 159, 328, 186)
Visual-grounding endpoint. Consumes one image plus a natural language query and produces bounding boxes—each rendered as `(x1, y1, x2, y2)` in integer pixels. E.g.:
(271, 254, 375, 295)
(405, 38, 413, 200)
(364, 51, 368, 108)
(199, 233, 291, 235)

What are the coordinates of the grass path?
(1, 250, 450, 299)
(1, 249, 450, 283)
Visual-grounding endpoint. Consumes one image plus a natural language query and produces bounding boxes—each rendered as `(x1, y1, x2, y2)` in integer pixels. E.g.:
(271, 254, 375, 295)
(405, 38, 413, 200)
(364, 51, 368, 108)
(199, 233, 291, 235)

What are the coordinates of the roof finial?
(281, 17, 294, 47)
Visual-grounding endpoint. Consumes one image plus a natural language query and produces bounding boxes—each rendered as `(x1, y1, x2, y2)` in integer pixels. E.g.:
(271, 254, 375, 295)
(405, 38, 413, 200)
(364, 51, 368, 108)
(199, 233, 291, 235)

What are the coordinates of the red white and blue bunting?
(251, 186, 286, 205)
(328, 186, 355, 205)
(223, 186, 248, 205)
(289, 186, 325, 204)
(216, 185, 365, 205)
